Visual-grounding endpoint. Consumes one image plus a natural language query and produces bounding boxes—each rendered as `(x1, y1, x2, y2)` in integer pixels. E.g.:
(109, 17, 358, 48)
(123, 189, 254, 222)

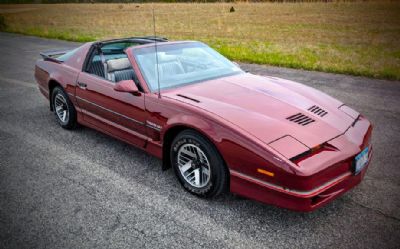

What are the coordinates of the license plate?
(354, 147, 369, 175)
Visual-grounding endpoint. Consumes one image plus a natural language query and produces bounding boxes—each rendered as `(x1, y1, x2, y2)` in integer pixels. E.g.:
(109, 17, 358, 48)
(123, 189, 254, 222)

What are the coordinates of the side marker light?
(257, 168, 275, 177)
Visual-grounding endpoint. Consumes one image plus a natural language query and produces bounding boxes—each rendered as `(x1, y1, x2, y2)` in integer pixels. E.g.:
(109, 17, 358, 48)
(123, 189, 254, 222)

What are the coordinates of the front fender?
(162, 111, 296, 185)
(162, 113, 223, 144)
(146, 95, 295, 181)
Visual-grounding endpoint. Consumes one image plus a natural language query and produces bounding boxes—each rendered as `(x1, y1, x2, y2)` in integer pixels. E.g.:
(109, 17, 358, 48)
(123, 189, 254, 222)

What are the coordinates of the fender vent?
(308, 105, 328, 117)
(176, 94, 200, 103)
(287, 113, 315, 126)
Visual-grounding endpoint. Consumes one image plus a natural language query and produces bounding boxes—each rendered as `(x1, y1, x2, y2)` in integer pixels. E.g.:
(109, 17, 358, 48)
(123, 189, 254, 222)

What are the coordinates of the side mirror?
(114, 80, 140, 95)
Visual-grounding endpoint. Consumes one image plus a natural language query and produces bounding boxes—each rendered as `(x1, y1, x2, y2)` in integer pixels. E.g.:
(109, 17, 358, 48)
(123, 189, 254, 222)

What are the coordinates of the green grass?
(5, 26, 96, 42)
(1, 2, 399, 80)
(209, 40, 399, 79)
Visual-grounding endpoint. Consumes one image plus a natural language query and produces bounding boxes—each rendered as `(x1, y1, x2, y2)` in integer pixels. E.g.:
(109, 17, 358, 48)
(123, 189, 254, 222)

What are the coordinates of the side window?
(84, 42, 141, 89)
(86, 49, 105, 78)
(106, 57, 141, 90)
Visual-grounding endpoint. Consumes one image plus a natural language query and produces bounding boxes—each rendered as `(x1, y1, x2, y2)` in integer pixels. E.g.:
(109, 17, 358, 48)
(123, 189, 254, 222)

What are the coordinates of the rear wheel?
(51, 86, 77, 129)
(170, 130, 228, 198)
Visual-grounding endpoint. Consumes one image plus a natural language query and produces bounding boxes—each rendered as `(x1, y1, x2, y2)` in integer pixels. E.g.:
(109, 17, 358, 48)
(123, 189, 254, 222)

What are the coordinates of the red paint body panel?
(75, 72, 147, 147)
(35, 40, 373, 212)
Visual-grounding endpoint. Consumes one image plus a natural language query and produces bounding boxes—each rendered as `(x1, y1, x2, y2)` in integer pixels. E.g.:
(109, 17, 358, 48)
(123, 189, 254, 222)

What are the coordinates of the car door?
(75, 49, 147, 147)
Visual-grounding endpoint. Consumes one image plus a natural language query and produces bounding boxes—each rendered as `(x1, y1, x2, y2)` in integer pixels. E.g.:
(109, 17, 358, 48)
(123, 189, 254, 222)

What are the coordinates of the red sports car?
(35, 36, 373, 211)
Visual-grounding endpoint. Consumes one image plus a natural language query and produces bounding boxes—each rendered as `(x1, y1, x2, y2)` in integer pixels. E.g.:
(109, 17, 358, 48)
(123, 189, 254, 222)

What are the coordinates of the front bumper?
(230, 115, 373, 212)
(230, 149, 371, 212)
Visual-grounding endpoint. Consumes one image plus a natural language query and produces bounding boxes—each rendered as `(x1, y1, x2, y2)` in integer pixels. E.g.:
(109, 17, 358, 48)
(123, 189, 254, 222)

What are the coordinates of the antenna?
(152, 7, 161, 99)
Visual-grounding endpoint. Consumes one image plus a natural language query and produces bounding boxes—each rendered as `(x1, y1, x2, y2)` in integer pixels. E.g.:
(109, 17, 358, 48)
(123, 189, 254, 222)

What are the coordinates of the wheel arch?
(48, 79, 63, 111)
(161, 123, 230, 188)
(162, 125, 189, 171)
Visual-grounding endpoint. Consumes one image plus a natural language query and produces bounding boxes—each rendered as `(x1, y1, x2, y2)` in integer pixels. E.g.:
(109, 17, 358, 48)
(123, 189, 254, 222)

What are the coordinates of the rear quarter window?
(57, 48, 79, 62)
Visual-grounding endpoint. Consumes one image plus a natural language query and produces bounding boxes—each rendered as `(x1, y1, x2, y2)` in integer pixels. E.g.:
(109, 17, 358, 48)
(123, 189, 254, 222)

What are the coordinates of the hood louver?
(286, 113, 315, 126)
(308, 105, 328, 117)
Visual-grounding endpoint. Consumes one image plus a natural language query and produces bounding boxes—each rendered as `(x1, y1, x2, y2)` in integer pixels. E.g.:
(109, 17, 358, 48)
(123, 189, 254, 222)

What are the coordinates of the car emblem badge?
(146, 120, 162, 131)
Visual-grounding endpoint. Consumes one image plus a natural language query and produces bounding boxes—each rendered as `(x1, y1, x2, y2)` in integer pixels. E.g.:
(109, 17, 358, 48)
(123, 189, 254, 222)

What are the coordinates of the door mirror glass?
(113, 80, 139, 94)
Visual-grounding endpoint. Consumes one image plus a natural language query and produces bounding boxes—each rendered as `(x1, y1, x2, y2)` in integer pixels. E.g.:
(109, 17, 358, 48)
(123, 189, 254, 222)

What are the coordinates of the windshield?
(133, 42, 243, 91)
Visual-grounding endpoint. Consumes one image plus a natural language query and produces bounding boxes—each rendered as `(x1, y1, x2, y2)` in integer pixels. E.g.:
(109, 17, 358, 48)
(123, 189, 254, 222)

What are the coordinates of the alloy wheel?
(54, 93, 69, 123)
(177, 144, 211, 188)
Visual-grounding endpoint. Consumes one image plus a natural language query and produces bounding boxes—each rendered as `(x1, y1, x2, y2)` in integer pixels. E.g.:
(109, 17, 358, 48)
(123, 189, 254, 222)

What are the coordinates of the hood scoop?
(287, 113, 315, 126)
(308, 105, 328, 117)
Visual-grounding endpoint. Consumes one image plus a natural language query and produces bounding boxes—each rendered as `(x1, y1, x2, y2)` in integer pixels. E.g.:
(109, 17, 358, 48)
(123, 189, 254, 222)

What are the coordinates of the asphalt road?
(0, 32, 399, 249)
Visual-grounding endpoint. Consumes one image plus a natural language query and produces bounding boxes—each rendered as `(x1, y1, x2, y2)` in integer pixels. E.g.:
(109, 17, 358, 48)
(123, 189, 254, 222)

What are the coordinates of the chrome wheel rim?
(177, 144, 211, 188)
(54, 93, 69, 123)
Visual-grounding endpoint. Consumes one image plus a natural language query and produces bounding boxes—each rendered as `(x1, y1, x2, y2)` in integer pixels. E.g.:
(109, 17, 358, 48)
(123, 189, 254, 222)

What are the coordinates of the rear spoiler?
(40, 49, 71, 63)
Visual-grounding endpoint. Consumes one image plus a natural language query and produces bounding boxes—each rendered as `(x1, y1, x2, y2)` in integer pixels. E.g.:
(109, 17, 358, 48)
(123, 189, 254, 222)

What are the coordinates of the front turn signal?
(257, 168, 275, 177)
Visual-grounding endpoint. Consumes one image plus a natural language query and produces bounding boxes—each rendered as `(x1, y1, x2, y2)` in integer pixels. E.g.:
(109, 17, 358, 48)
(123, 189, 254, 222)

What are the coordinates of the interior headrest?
(107, 58, 131, 72)
(158, 53, 177, 63)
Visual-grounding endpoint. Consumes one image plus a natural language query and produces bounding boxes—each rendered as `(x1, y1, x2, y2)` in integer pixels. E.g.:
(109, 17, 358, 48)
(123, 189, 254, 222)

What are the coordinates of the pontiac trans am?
(35, 36, 373, 211)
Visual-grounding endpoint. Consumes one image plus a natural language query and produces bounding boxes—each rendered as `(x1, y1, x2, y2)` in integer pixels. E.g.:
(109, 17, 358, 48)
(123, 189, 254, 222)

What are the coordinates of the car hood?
(164, 73, 357, 150)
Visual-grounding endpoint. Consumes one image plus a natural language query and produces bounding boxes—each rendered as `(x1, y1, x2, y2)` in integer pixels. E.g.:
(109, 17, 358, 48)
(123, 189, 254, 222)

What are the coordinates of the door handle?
(77, 82, 87, 89)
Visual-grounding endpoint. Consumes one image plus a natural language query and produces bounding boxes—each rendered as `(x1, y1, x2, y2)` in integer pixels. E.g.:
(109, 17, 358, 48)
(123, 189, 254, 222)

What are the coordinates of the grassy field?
(0, 2, 399, 80)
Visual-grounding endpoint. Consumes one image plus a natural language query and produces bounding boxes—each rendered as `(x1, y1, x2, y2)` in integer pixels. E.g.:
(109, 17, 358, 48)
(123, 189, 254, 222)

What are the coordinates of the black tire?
(170, 129, 228, 198)
(51, 86, 77, 129)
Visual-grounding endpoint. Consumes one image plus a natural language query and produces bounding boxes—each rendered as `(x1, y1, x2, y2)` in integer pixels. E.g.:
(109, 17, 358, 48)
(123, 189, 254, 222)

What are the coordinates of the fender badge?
(146, 120, 162, 131)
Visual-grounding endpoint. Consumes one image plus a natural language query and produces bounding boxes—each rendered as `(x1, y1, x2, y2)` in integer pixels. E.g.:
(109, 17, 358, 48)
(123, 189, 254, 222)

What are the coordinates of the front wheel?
(170, 130, 228, 198)
(51, 86, 77, 129)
